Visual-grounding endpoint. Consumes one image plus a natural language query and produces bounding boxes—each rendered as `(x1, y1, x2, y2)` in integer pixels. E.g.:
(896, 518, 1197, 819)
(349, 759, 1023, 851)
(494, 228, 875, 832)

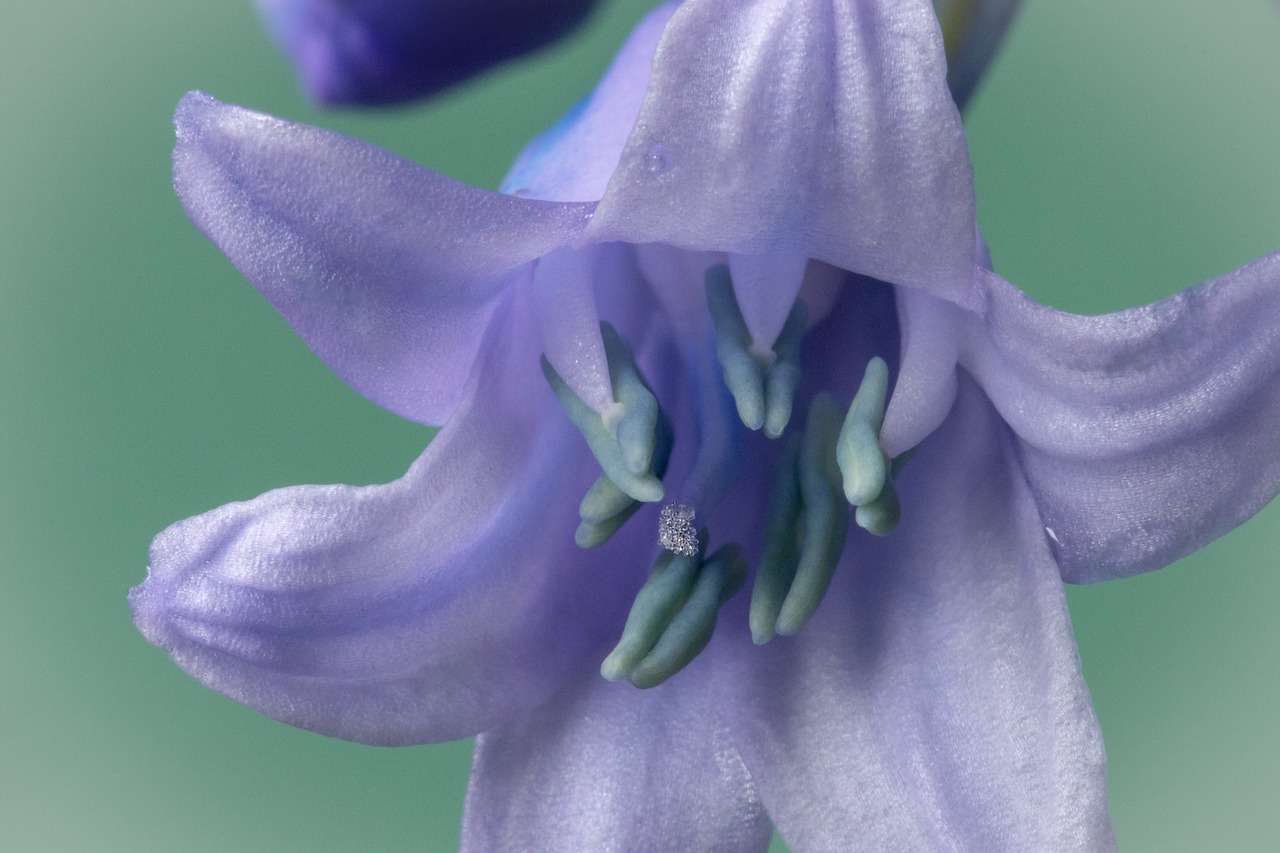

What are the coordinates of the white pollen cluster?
(658, 502, 699, 557)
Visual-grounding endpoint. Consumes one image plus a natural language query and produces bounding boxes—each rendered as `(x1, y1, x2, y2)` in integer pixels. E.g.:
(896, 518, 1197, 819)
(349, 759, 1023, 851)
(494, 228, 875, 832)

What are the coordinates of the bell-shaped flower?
(132, 0, 1280, 848)
(256, 0, 599, 105)
(933, 0, 1022, 107)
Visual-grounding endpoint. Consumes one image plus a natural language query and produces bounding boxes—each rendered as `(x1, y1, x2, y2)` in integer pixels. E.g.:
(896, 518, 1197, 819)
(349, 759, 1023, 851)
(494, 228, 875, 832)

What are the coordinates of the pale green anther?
(750, 434, 803, 645)
(578, 476, 636, 525)
(575, 514, 631, 549)
(706, 266, 766, 430)
(705, 266, 807, 438)
(627, 544, 747, 689)
(763, 301, 808, 439)
(837, 357, 890, 506)
(855, 476, 901, 537)
(541, 321, 665, 504)
(752, 394, 854, 641)
(836, 358, 909, 536)
(776, 393, 850, 637)
(578, 411, 673, 524)
(601, 323, 659, 476)
(600, 547, 702, 683)
(575, 411, 673, 549)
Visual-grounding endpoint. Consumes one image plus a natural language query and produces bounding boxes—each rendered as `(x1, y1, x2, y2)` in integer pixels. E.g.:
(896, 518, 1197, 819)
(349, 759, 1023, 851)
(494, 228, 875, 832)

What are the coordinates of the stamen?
(575, 410, 673, 549)
(837, 358, 913, 537)
(541, 322, 666, 504)
(776, 393, 849, 636)
(677, 333, 743, 514)
(854, 451, 914, 536)
(579, 476, 640, 526)
(658, 502, 699, 556)
(854, 476, 900, 537)
(837, 357, 890, 506)
(750, 435, 803, 645)
(604, 323, 660, 476)
(751, 394, 851, 641)
(601, 543, 747, 689)
(600, 547, 701, 682)
(706, 265, 766, 430)
(764, 300, 807, 439)
(575, 511, 632, 550)
(705, 265, 807, 438)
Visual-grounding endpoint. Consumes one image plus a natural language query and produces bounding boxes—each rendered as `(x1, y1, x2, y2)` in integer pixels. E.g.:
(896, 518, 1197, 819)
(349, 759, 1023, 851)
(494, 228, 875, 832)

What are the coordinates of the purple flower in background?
(133, 0, 1280, 848)
(933, 0, 1022, 107)
(257, 0, 598, 105)
(257, 0, 1020, 109)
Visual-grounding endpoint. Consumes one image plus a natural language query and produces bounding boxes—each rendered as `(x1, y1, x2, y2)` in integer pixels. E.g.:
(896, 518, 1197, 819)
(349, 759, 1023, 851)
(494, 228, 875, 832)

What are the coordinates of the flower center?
(542, 262, 910, 687)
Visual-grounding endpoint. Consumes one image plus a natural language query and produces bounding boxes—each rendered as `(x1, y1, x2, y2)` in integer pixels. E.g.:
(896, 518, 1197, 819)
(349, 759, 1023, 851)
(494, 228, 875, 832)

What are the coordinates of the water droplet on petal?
(645, 142, 673, 175)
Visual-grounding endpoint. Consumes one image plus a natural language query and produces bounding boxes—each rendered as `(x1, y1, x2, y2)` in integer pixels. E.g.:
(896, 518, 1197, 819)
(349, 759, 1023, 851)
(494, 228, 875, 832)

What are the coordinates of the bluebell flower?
(257, 0, 599, 104)
(133, 0, 1280, 848)
(933, 0, 1022, 107)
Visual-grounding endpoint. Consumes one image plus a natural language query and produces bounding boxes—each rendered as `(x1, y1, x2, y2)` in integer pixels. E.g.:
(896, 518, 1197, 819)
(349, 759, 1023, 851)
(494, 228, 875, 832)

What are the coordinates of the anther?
(764, 302, 807, 439)
(705, 266, 807, 439)
(750, 435, 802, 645)
(751, 393, 850, 642)
(601, 542, 746, 688)
(542, 322, 666, 505)
(837, 358, 911, 537)
(575, 411, 673, 549)
(601, 547, 701, 683)
(837, 357, 890, 506)
(854, 476, 900, 537)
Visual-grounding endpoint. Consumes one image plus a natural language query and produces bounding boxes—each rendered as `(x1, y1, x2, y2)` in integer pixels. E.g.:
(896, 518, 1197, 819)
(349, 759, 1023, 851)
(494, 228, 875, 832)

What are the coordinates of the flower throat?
(542, 264, 908, 688)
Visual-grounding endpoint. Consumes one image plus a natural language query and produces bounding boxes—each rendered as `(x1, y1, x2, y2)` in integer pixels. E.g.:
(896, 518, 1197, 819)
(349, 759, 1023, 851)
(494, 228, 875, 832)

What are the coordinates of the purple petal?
(727, 250, 808, 355)
(880, 234, 991, 458)
(501, 2, 677, 203)
(964, 259, 1280, 582)
(531, 247, 613, 414)
(462, 663, 771, 852)
(130, 289, 643, 745)
(589, 0, 979, 310)
(711, 378, 1114, 850)
(174, 92, 592, 426)
(256, 0, 599, 105)
(880, 285, 963, 458)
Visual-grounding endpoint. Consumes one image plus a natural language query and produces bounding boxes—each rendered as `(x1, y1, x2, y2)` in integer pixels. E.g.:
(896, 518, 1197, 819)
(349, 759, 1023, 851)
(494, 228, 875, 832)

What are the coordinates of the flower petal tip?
(173, 91, 233, 154)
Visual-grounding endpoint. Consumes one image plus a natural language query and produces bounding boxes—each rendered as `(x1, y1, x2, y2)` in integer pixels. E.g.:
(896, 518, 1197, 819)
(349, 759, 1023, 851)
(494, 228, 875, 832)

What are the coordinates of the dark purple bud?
(257, 0, 599, 106)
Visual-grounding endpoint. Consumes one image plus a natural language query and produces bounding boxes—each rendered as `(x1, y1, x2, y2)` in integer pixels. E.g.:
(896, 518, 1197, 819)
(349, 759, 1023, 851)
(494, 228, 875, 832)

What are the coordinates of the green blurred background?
(3, 0, 1279, 849)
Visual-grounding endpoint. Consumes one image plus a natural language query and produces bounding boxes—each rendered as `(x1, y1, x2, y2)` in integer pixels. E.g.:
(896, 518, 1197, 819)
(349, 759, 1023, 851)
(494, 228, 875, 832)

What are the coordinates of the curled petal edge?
(174, 91, 594, 426)
(131, 287, 642, 745)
